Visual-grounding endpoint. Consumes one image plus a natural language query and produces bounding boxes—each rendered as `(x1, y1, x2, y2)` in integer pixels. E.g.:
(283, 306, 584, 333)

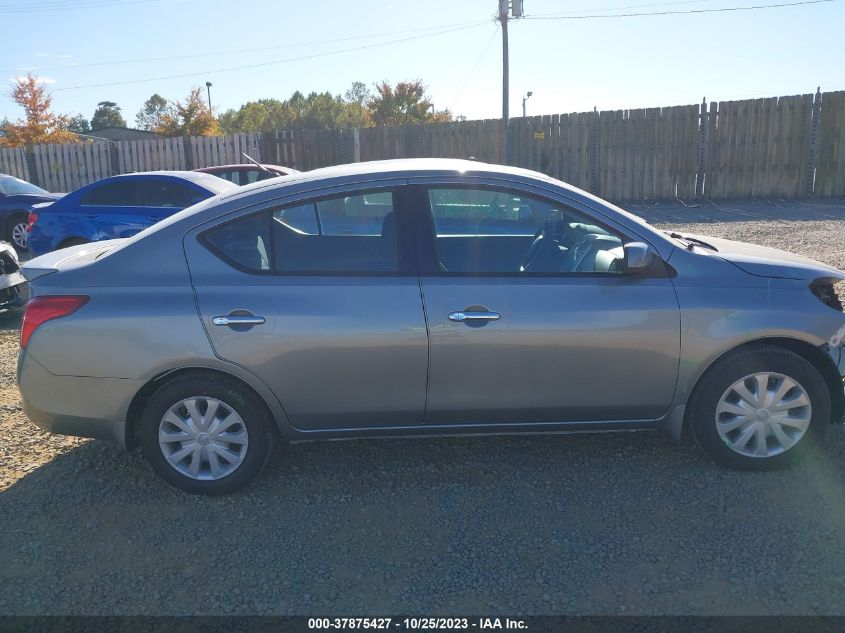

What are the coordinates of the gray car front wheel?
(689, 345, 829, 470)
(140, 373, 274, 494)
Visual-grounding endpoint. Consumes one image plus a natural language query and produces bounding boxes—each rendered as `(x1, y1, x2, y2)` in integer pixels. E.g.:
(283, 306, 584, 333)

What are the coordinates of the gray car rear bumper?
(17, 352, 142, 449)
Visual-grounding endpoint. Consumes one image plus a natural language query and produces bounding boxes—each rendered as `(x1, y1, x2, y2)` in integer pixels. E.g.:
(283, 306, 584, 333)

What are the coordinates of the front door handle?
(448, 310, 501, 322)
(212, 315, 266, 326)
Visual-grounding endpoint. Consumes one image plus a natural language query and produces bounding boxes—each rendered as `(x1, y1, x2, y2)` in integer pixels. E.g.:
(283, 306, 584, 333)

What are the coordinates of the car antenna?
(241, 152, 273, 175)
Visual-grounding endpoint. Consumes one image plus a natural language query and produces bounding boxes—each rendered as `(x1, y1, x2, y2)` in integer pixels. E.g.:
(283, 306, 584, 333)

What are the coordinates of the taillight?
(26, 212, 39, 232)
(20, 295, 89, 349)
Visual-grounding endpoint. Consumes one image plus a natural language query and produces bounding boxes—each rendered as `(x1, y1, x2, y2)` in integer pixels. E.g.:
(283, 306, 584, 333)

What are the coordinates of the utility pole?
(205, 81, 213, 112)
(499, 0, 523, 165)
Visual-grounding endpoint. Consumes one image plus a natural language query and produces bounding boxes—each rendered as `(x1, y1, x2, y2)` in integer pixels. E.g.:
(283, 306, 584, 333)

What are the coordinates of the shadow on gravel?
(2, 426, 845, 615)
(0, 310, 22, 333)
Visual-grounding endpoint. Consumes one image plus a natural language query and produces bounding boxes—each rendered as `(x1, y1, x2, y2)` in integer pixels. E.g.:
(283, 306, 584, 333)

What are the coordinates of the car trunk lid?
(21, 239, 126, 281)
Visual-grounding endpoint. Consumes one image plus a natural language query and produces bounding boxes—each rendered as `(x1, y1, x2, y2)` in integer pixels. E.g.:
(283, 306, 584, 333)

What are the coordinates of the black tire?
(140, 373, 275, 494)
(688, 345, 829, 470)
(58, 237, 89, 249)
(5, 212, 29, 251)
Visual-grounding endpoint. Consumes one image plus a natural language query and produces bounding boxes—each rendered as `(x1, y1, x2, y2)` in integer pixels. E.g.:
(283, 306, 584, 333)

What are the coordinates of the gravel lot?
(2, 199, 845, 616)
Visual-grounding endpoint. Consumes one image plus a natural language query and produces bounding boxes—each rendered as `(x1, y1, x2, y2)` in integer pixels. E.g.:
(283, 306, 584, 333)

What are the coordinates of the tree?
(90, 101, 126, 130)
(368, 80, 452, 126)
(0, 74, 76, 147)
(219, 84, 374, 133)
(135, 94, 172, 131)
(65, 114, 91, 135)
(219, 98, 296, 133)
(344, 81, 371, 106)
(157, 88, 221, 136)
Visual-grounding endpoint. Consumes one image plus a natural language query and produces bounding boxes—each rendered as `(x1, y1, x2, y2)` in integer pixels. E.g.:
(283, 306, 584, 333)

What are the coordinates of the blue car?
(28, 171, 236, 256)
(0, 174, 63, 250)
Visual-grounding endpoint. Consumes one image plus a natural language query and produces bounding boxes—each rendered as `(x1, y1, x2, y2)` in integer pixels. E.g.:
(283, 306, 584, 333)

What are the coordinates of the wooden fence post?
(806, 87, 822, 195)
(109, 142, 120, 176)
(24, 147, 38, 187)
(183, 136, 194, 170)
(589, 106, 600, 194)
(353, 128, 361, 162)
(696, 97, 708, 198)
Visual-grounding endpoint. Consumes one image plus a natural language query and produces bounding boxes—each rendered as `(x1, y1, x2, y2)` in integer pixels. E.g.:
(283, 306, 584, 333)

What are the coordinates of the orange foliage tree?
(0, 74, 77, 147)
(156, 88, 221, 137)
(367, 80, 452, 127)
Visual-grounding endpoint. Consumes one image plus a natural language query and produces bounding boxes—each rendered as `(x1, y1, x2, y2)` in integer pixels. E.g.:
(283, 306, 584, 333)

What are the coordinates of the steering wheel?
(520, 212, 565, 272)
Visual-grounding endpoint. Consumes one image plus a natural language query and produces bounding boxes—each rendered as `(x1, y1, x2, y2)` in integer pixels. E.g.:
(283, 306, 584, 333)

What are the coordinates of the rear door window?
(201, 190, 400, 274)
(272, 191, 397, 272)
(138, 180, 197, 207)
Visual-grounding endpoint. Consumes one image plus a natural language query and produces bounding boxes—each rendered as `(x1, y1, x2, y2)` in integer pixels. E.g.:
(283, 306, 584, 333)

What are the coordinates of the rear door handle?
(212, 315, 266, 326)
(448, 311, 501, 322)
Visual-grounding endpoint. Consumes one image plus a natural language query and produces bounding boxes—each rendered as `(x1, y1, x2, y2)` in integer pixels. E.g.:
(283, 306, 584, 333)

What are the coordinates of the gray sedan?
(17, 159, 845, 494)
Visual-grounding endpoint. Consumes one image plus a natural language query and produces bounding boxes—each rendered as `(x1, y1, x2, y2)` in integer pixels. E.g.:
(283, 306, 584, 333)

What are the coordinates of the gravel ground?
(2, 200, 845, 616)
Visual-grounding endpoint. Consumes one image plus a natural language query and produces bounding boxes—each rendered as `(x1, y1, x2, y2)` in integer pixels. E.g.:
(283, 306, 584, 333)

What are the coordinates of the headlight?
(810, 279, 844, 312)
(0, 246, 20, 275)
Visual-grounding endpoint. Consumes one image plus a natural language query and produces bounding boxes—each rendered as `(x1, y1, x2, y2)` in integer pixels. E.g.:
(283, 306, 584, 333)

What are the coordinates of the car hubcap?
(716, 372, 812, 458)
(158, 397, 248, 480)
(11, 222, 27, 248)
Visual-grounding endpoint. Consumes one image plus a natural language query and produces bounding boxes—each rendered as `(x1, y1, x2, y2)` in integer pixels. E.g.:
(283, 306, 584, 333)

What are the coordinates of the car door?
(410, 179, 680, 426)
(78, 179, 150, 239)
(184, 182, 429, 431)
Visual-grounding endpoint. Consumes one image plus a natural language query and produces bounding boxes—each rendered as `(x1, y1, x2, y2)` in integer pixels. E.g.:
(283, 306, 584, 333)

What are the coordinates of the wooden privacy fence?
(117, 136, 185, 173)
(28, 141, 112, 192)
(4, 89, 844, 200)
(0, 146, 29, 181)
(191, 132, 262, 169)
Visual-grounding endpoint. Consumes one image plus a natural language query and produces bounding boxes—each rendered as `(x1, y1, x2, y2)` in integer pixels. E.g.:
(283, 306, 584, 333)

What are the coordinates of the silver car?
(17, 159, 845, 494)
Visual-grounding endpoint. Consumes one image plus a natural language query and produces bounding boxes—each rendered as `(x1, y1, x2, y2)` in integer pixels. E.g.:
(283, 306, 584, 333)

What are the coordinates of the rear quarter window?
(203, 212, 271, 272)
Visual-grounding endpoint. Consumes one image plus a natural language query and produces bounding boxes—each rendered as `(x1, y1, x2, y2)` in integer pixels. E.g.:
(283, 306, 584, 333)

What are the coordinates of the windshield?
(0, 176, 48, 196)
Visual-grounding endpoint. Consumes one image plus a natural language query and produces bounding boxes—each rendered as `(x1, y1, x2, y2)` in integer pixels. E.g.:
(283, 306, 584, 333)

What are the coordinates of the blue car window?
(81, 181, 138, 206)
(139, 180, 197, 207)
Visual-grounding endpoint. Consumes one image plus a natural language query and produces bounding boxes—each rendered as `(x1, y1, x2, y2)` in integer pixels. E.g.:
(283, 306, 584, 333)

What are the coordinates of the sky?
(1, 0, 843, 126)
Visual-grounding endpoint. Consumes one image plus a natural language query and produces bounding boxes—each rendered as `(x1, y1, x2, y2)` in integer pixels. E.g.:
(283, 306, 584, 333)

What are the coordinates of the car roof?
(209, 158, 659, 234)
(196, 164, 294, 172)
(87, 170, 237, 194)
(218, 158, 557, 201)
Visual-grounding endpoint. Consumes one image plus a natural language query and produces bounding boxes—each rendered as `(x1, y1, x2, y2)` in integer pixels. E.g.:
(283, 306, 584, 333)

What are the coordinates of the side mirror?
(623, 242, 658, 274)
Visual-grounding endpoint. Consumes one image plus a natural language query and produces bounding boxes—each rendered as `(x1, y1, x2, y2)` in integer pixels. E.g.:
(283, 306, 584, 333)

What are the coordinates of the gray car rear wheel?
(688, 345, 829, 470)
(140, 373, 274, 494)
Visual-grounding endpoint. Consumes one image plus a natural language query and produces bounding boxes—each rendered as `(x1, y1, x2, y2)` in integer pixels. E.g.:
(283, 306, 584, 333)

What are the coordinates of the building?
(85, 127, 162, 142)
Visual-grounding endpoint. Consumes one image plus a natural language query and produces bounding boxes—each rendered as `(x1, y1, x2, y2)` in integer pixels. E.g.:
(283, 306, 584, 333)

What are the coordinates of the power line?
(449, 26, 500, 112)
(523, 0, 836, 20)
(529, 0, 719, 16)
(0, 0, 164, 13)
(3, 19, 491, 74)
(51, 22, 490, 92)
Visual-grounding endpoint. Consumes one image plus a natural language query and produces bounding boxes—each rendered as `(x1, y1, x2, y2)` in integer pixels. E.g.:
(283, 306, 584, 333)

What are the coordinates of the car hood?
(685, 234, 845, 281)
